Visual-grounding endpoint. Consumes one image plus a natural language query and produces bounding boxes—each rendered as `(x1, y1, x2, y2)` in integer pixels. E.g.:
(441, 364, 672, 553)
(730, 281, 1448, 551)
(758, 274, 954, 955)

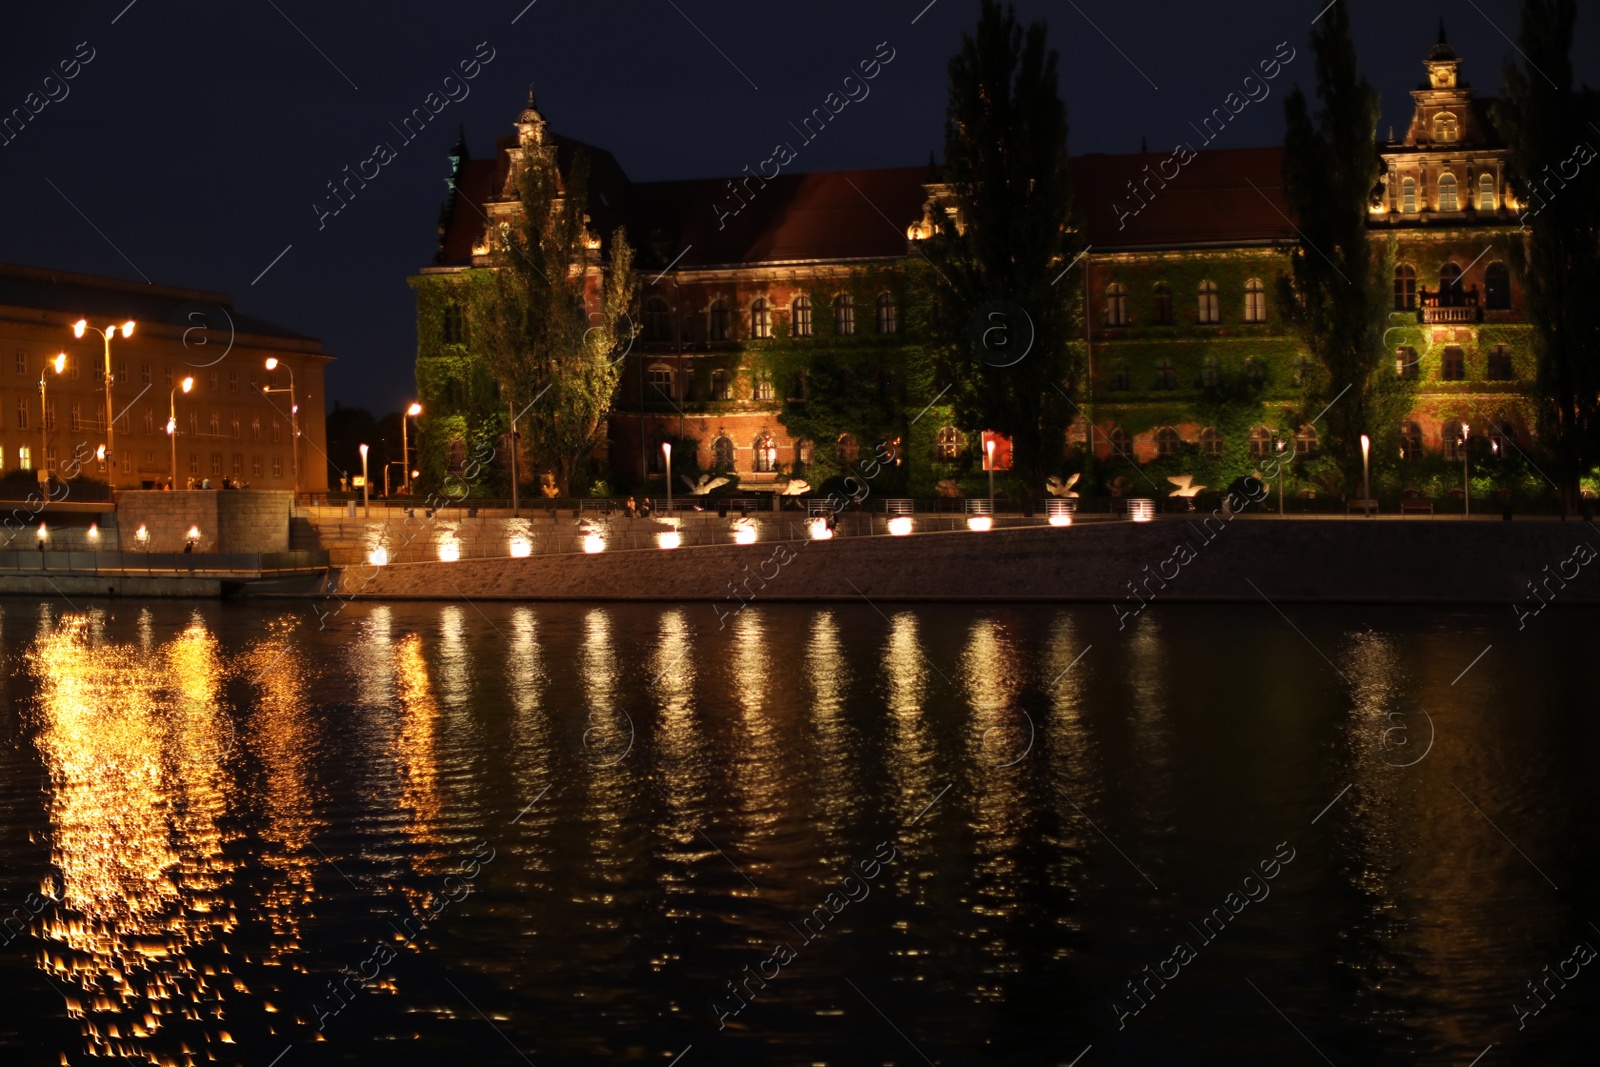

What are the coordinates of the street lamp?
(1275, 438, 1288, 516)
(662, 441, 673, 514)
(38, 353, 65, 482)
(73, 318, 133, 483)
(403, 402, 421, 496)
(1360, 434, 1372, 514)
(359, 443, 370, 517)
(262, 357, 299, 495)
(168, 376, 193, 487)
(1461, 422, 1470, 519)
(984, 436, 997, 517)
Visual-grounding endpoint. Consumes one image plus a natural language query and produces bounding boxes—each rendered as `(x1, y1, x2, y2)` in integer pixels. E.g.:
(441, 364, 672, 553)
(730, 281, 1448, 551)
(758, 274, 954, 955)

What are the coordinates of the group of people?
(154, 477, 247, 491)
(622, 496, 656, 518)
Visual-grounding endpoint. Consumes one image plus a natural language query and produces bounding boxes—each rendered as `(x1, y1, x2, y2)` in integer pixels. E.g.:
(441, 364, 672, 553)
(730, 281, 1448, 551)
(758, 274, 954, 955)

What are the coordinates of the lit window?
(1433, 112, 1458, 142)
(876, 293, 897, 334)
(1155, 427, 1180, 457)
(1244, 278, 1267, 323)
(1152, 282, 1172, 325)
(792, 296, 812, 338)
(1294, 424, 1319, 455)
(712, 435, 736, 471)
(1200, 427, 1222, 459)
(834, 294, 854, 336)
(1394, 265, 1417, 310)
(753, 371, 774, 401)
(1442, 346, 1465, 380)
(1104, 282, 1128, 326)
(1438, 174, 1459, 212)
(709, 300, 730, 341)
(1402, 177, 1418, 213)
(648, 365, 674, 400)
(1198, 281, 1220, 324)
(936, 426, 963, 459)
(1443, 421, 1468, 462)
(1399, 422, 1423, 461)
(1478, 173, 1495, 211)
(753, 432, 776, 472)
(751, 298, 771, 339)
(1249, 426, 1272, 460)
(19, 445, 31, 470)
(1396, 346, 1419, 379)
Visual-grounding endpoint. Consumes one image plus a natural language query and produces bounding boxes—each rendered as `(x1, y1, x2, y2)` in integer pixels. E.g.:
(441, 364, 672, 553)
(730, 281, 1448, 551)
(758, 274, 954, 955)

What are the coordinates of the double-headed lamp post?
(262, 357, 299, 495)
(403, 402, 421, 496)
(1461, 422, 1470, 519)
(662, 441, 673, 513)
(359, 443, 370, 516)
(38, 353, 65, 480)
(1360, 434, 1372, 513)
(167, 376, 194, 485)
(73, 318, 134, 481)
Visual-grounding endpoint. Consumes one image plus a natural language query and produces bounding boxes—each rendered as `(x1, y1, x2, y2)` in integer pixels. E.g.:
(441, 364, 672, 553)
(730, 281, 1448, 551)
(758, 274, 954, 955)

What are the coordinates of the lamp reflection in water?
(28, 613, 244, 1062)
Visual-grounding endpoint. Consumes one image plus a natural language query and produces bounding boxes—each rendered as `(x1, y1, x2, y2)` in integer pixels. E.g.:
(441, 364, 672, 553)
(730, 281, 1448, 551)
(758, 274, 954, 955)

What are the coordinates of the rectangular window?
(228, 371, 238, 392)
(1442, 345, 1465, 381)
(189, 452, 199, 475)
(19, 446, 31, 470)
(249, 373, 258, 392)
(16, 396, 28, 429)
(94, 364, 104, 385)
(141, 407, 152, 434)
(211, 452, 222, 475)
(117, 360, 128, 383)
(164, 364, 173, 387)
(1396, 346, 1419, 379)
(251, 416, 261, 440)
(648, 367, 673, 400)
(68, 356, 79, 380)
(15, 351, 25, 376)
(44, 445, 55, 468)
(72, 401, 83, 432)
(231, 415, 240, 439)
(272, 420, 281, 443)
(208, 371, 219, 393)
(273, 456, 283, 478)
(44, 400, 55, 431)
(252, 454, 263, 477)
(232, 453, 243, 476)
(140, 363, 151, 386)
(711, 369, 729, 400)
(1487, 345, 1513, 381)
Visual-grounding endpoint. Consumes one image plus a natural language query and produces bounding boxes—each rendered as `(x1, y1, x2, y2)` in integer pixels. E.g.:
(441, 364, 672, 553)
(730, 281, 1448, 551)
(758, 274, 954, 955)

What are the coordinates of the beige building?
(0, 263, 330, 492)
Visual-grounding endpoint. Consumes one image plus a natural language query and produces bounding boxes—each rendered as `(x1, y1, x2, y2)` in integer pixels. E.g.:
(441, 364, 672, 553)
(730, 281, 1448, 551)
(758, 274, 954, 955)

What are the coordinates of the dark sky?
(4, 1, 1595, 417)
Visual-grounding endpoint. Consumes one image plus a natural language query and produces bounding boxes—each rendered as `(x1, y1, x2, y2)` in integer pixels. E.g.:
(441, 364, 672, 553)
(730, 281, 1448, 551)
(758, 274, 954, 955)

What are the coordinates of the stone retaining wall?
(116, 490, 292, 552)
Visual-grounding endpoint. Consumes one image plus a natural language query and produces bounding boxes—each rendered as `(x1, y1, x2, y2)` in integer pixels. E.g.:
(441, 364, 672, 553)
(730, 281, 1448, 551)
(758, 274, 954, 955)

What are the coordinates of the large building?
(413, 32, 1534, 501)
(0, 263, 330, 492)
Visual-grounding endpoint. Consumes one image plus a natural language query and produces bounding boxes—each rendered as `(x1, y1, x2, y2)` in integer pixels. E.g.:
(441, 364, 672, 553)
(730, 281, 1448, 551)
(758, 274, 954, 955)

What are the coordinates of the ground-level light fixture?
(733, 524, 758, 545)
(1047, 499, 1074, 527)
(368, 546, 389, 566)
(1128, 499, 1155, 523)
(438, 540, 460, 562)
(807, 517, 834, 540)
(37, 522, 48, 541)
(888, 515, 913, 536)
(657, 531, 682, 550)
(967, 515, 994, 532)
(87, 523, 99, 541)
(509, 536, 532, 558)
(135, 523, 149, 545)
(582, 532, 606, 554)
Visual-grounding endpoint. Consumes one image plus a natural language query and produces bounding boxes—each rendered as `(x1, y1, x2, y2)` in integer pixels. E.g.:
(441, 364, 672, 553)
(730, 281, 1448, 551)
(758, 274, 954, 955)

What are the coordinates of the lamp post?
(1275, 438, 1288, 515)
(985, 436, 997, 516)
(1360, 434, 1372, 514)
(38, 353, 65, 481)
(1461, 422, 1470, 519)
(262, 357, 299, 496)
(403, 402, 421, 496)
(167, 375, 193, 487)
(73, 318, 134, 482)
(359, 443, 370, 517)
(663, 441, 673, 514)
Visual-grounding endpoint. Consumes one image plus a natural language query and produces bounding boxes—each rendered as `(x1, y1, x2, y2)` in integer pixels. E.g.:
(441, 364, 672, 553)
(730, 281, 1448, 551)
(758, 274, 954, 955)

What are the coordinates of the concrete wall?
(116, 490, 291, 552)
(325, 515, 1600, 609)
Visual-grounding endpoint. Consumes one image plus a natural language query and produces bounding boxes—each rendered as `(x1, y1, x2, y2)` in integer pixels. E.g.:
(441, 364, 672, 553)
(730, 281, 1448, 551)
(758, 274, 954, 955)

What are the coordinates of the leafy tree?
(464, 144, 635, 496)
(1495, 0, 1600, 509)
(1277, 2, 1383, 496)
(918, 0, 1081, 493)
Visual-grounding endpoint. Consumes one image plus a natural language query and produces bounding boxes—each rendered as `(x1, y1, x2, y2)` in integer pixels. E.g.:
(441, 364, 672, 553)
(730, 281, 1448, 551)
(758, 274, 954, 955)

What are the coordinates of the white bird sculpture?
(1167, 474, 1205, 499)
(680, 474, 731, 496)
(1046, 473, 1081, 498)
(779, 478, 812, 496)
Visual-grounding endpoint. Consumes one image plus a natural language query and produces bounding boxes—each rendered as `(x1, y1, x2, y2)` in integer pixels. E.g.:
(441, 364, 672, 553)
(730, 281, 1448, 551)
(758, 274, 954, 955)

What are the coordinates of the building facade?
(0, 263, 330, 492)
(413, 33, 1534, 501)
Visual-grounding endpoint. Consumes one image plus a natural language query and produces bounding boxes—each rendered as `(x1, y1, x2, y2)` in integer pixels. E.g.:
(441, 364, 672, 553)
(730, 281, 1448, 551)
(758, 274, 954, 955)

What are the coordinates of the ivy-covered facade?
(413, 35, 1537, 501)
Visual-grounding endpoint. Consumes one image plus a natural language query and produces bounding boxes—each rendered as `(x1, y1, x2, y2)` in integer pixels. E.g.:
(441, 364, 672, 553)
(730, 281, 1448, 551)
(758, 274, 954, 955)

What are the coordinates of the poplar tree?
(466, 146, 635, 497)
(920, 0, 1081, 494)
(1495, 0, 1600, 509)
(1277, 1, 1383, 497)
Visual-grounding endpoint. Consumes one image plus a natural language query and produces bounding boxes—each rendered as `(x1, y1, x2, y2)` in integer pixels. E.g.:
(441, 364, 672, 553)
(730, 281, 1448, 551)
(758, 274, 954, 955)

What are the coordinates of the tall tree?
(1495, 0, 1600, 510)
(919, 0, 1081, 493)
(1277, 2, 1383, 497)
(465, 143, 635, 497)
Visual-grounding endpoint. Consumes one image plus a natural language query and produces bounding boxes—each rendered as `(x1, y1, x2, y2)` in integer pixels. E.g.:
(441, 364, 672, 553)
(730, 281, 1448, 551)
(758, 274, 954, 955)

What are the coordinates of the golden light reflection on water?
(29, 613, 241, 1064)
(394, 632, 445, 854)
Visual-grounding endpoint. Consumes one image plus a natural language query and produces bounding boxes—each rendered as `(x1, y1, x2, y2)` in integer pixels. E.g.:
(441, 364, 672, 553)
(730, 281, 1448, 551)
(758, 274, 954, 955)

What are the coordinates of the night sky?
(4, 1, 1596, 417)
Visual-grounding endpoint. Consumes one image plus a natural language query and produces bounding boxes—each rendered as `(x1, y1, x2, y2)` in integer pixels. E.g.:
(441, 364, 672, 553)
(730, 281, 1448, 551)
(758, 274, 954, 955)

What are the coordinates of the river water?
(0, 597, 1595, 1065)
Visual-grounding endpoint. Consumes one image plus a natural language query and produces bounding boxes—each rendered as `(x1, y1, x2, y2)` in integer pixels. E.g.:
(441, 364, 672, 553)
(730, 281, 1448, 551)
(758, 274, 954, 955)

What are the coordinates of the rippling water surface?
(0, 597, 1596, 1065)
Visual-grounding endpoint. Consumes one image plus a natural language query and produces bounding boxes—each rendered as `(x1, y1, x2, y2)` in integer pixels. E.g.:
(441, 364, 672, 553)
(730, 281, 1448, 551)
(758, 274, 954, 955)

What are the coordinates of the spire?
(1438, 17, 1447, 45)
(448, 124, 470, 175)
(527, 83, 538, 109)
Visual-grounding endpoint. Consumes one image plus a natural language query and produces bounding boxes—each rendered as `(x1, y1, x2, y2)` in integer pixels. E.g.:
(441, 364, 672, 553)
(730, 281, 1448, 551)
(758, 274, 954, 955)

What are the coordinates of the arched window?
(1198, 280, 1220, 324)
(1248, 426, 1273, 460)
(1394, 265, 1417, 310)
(876, 293, 897, 334)
(1438, 173, 1459, 212)
(1104, 282, 1129, 326)
(792, 295, 812, 337)
(753, 369, 775, 400)
(1244, 278, 1267, 323)
(648, 363, 674, 400)
(1293, 355, 1313, 383)
(1485, 262, 1510, 309)
(1442, 420, 1468, 462)
(1200, 427, 1222, 459)
(1201, 358, 1220, 387)
(1439, 263, 1463, 306)
(1155, 361, 1177, 389)
(1152, 281, 1173, 325)
(1294, 424, 1319, 455)
(836, 433, 859, 465)
(644, 297, 671, 342)
(834, 294, 854, 335)
(1107, 427, 1132, 459)
(1433, 112, 1458, 142)
(1401, 176, 1418, 213)
(750, 298, 771, 339)
(1155, 427, 1180, 457)
(935, 425, 963, 459)
(1441, 345, 1465, 380)
(708, 300, 730, 341)
(1478, 173, 1496, 211)
(711, 435, 736, 471)
(1399, 422, 1423, 461)
(753, 431, 776, 473)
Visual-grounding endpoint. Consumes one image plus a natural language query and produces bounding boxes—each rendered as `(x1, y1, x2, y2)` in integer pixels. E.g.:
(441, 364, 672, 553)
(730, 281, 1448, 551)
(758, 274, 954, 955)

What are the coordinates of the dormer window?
(1432, 112, 1458, 142)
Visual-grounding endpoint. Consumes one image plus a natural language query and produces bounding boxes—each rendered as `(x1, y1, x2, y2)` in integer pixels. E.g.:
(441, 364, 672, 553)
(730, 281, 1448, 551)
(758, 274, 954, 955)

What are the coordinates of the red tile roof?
(1071, 146, 1292, 248)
